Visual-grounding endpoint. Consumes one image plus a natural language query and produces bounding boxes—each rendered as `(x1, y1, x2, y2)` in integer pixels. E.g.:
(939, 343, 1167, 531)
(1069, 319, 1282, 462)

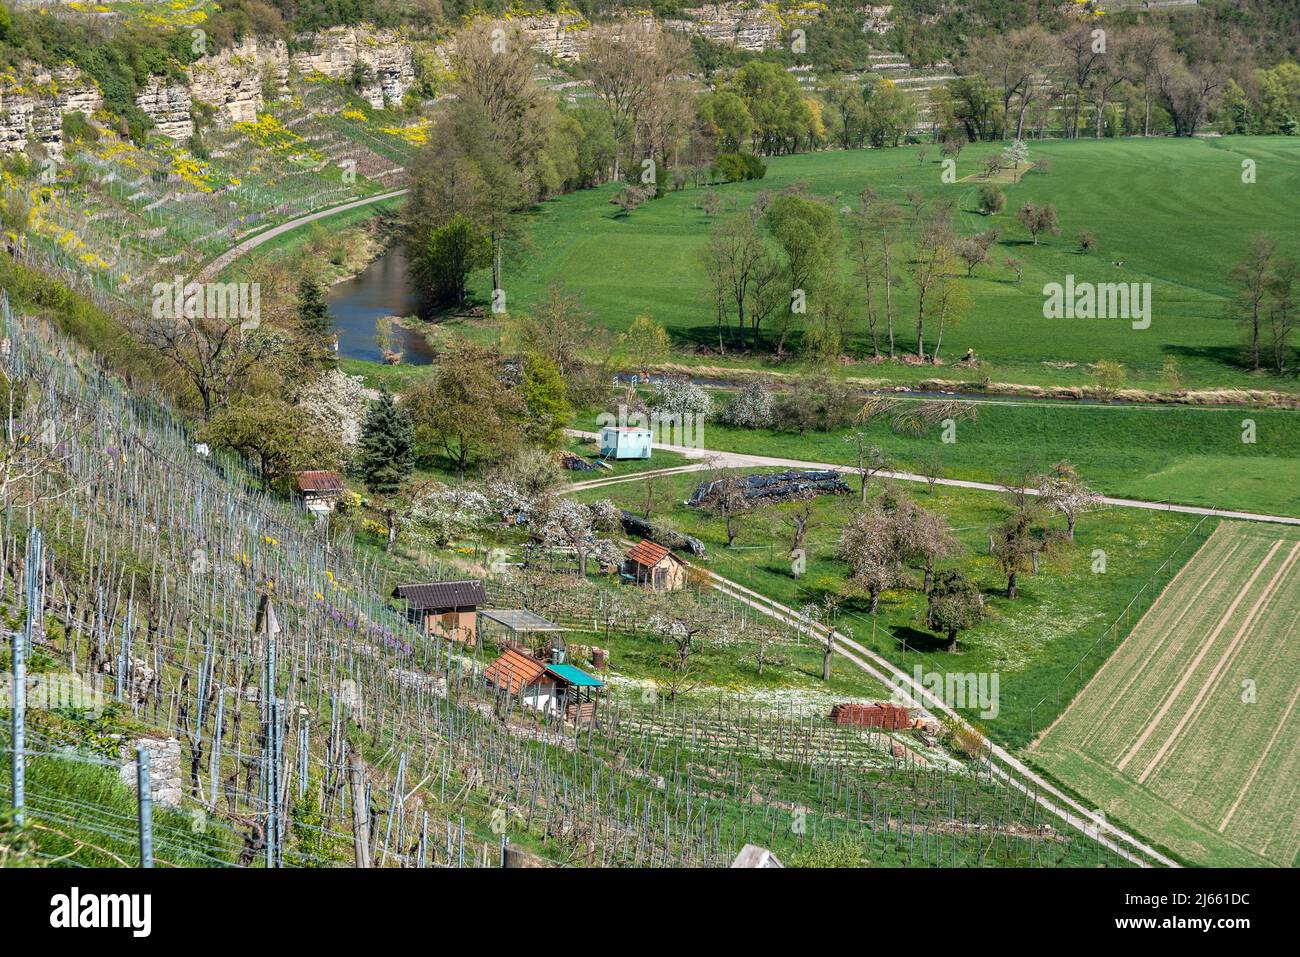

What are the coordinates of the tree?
(296, 275, 334, 360)
(1265, 254, 1298, 374)
(356, 391, 414, 494)
(623, 315, 671, 370)
(1229, 234, 1278, 372)
(850, 200, 904, 359)
(1017, 203, 1059, 245)
(977, 185, 1005, 216)
(409, 213, 491, 307)
(895, 500, 960, 595)
(702, 210, 781, 352)
(703, 458, 747, 548)
(786, 500, 814, 569)
(611, 184, 652, 216)
(928, 571, 984, 652)
(405, 349, 523, 478)
(909, 214, 955, 360)
(840, 505, 901, 615)
(647, 604, 715, 700)
(1077, 231, 1097, 255)
(862, 78, 917, 148)
(519, 353, 571, 449)
(509, 284, 593, 382)
(963, 26, 1054, 140)
(698, 90, 753, 153)
(717, 378, 775, 428)
(200, 396, 341, 491)
(844, 433, 889, 503)
(1088, 359, 1127, 397)
(1036, 461, 1103, 542)
(139, 311, 274, 421)
(957, 229, 998, 276)
(405, 20, 555, 297)
(992, 508, 1050, 599)
(773, 377, 854, 435)
(764, 194, 839, 357)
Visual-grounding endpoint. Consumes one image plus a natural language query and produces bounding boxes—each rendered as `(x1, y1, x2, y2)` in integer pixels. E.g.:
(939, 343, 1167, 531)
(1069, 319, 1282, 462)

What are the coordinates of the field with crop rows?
(1033, 520, 1300, 866)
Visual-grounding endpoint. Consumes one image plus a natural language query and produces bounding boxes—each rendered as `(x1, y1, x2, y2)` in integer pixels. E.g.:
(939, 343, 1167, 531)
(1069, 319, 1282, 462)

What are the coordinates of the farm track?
(198, 188, 410, 281)
(567, 430, 1300, 527)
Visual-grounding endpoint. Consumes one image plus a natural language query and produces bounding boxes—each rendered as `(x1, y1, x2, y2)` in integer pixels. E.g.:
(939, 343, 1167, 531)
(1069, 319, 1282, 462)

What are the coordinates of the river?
(325, 245, 435, 365)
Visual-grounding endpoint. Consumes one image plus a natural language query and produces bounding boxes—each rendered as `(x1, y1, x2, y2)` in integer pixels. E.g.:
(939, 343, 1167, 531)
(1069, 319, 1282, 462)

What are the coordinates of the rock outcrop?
(666, 4, 784, 52)
(0, 66, 103, 158)
(136, 76, 194, 141)
(290, 27, 414, 109)
(188, 35, 290, 125)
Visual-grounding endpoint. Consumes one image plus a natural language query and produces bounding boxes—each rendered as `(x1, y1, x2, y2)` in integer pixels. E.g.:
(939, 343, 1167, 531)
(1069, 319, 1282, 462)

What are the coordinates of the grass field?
(457, 136, 1300, 392)
(1033, 520, 1300, 866)
(574, 468, 1206, 748)
(573, 397, 1300, 518)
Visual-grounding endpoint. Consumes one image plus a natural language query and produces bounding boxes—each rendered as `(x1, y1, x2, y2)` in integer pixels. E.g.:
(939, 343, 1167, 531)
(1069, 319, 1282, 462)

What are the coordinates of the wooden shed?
(392, 580, 487, 644)
(293, 470, 345, 514)
(484, 650, 604, 722)
(621, 539, 687, 592)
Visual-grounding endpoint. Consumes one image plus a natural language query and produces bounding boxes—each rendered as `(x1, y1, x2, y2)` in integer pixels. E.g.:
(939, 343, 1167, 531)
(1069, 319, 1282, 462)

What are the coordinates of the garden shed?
(392, 580, 487, 644)
(293, 470, 345, 514)
(621, 539, 687, 592)
(599, 425, 652, 460)
(484, 649, 604, 722)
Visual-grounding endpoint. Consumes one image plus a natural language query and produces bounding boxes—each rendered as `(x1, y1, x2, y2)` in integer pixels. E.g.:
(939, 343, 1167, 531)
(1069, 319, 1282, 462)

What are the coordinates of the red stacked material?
(830, 702, 912, 730)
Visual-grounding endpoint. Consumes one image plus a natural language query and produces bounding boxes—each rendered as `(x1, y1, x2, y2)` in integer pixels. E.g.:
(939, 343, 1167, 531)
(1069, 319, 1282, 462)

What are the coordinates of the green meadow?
(575, 468, 1207, 750)
(468, 136, 1300, 392)
(576, 397, 1300, 518)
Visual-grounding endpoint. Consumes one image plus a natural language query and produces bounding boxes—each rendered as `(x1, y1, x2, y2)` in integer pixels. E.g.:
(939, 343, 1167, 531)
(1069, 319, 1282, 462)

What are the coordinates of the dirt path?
(198, 188, 410, 281)
(566, 430, 1300, 527)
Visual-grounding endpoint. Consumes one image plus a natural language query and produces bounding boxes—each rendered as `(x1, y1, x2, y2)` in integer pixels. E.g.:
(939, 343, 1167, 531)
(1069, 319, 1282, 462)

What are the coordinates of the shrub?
(773, 377, 854, 434)
(977, 184, 1005, 215)
(717, 378, 776, 428)
(649, 377, 713, 418)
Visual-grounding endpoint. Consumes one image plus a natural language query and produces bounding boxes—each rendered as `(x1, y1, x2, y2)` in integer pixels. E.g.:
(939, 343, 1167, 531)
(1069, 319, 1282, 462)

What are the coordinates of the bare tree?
(844, 432, 890, 503)
(138, 313, 274, 421)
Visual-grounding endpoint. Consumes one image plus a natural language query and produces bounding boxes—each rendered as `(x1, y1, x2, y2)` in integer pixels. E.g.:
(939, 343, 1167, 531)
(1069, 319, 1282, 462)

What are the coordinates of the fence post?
(10, 628, 24, 828)
(137, 746, 153, 868)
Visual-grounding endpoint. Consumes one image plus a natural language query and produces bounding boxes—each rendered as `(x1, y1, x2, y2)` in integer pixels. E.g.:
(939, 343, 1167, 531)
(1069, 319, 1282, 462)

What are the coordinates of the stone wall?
(119, 737, 184, 810)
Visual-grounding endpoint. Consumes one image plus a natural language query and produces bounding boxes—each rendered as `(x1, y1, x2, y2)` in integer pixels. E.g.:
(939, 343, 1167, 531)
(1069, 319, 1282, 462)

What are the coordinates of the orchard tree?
(839, 504, 902, 614)
(201, 396, 341, 491)
(1036, 461, 1103, 542)
(1017, 203, 1060, 245)
(928, 571, 984, 652)
(405, 349, 523, 479)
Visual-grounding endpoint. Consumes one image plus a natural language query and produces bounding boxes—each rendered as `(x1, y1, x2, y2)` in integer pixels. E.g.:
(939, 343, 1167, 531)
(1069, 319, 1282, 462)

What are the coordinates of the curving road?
(197, 188, 409, 281)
